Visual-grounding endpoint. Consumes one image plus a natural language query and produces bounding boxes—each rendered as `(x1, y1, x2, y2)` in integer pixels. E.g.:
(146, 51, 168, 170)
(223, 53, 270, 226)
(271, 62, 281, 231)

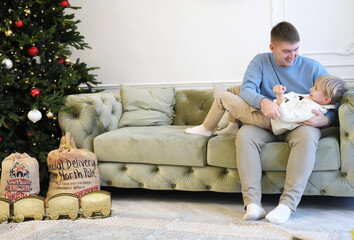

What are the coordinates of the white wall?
(68, 0, 354, 91)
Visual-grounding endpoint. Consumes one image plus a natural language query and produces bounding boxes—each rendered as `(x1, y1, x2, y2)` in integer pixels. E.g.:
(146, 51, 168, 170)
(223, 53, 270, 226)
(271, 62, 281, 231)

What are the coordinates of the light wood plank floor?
(108, 187, 354, 240)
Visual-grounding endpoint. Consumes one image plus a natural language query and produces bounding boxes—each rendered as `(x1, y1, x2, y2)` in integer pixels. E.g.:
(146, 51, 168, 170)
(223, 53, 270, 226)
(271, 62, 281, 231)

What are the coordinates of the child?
(185, 75, 348, 137)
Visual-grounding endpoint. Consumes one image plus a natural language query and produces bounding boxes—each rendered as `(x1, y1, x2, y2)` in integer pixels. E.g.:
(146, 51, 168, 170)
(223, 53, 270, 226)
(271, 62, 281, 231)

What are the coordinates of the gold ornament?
(46, 110, 54, 119)
(24, 9, 31, 15)
(65, 58, 71, 64)
(5, 29, 13, 37)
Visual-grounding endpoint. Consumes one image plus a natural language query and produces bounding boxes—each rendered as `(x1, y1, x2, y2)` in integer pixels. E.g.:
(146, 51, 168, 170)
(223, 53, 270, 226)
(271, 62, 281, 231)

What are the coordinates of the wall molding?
(322, 63, 354, 68)
(302, 43, 354, 56)
(91, 80, 243, 92)
(89, 77, 354, 92)
(271, 0, 354, 57)
(271, 0, 286, 26)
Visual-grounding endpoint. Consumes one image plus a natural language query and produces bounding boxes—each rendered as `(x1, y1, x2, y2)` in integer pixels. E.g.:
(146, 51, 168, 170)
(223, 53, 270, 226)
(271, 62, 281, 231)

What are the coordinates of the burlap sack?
(46, 132, 100, 206)
(0, 153, 40, 201)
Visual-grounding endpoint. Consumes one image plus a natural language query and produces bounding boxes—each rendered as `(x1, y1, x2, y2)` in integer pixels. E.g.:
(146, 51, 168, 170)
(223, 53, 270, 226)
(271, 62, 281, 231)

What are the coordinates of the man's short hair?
(316, 75, 348, 104)
(271, 22, 300, 44)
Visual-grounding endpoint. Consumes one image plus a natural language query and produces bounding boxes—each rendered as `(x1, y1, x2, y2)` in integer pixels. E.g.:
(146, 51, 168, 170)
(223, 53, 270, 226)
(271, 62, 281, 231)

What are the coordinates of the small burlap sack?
(46, 132, 100, 206)
(0, 153, 40, 201)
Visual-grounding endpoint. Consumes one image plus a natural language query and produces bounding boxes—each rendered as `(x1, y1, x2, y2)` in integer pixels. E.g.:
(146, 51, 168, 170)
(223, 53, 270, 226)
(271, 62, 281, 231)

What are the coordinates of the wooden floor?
(108, 187, 354, 240)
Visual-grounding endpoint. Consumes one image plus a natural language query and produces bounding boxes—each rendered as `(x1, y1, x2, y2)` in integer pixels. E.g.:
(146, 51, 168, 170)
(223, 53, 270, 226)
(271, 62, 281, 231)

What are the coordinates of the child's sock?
(184, 125, 212, 137)
(215, 122, 239, 135)
(242, 203, 266, 221)
(265, 204, 291, 224)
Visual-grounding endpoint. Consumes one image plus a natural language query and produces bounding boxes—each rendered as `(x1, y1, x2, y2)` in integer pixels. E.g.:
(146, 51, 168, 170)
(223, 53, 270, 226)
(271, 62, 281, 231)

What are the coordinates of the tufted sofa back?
(59, 92, 121, 151)
(58, 89, 214, 151)
(173, 90, 214, 126)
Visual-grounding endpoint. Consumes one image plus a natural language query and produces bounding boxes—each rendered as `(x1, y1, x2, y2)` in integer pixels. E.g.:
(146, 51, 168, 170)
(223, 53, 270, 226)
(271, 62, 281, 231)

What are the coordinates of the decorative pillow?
(118, 85, 175, 127)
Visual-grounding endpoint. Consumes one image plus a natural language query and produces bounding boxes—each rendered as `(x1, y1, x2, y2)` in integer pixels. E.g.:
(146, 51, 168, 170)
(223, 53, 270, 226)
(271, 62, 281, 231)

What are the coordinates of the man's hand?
(299, 109, 329, 127)
(260, 98, 282, 119)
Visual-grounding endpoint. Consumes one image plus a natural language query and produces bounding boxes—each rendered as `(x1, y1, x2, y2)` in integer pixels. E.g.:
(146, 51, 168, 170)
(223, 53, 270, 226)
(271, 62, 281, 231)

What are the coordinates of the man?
(185, 21, 332, 224)
(237, 21, 331, 224)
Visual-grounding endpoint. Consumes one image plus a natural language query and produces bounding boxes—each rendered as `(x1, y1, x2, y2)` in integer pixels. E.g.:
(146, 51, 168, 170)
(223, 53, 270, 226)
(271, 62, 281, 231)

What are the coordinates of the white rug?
(0, 213, 341, 240)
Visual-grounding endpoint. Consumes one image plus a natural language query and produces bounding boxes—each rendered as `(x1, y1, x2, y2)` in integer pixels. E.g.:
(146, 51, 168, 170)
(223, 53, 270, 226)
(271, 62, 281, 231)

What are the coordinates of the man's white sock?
(184, 125, 212, 137)
(266, 204, 292, 224)
(243, 203, 266, 221)
(215, 122, 239, 135)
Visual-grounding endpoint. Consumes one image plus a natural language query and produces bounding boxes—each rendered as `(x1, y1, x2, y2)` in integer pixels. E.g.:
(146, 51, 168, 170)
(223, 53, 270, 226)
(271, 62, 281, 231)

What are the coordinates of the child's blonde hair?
(316, 75, 348, 104)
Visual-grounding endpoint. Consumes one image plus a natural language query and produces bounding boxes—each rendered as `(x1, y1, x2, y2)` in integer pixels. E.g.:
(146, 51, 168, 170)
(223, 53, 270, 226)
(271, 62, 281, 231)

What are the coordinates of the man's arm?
(259, 98, 282, 119)
(240, 61, 266, 110)
(300, 98, 336, 128)
(240, 59, 282, 119)
(300, 110, 330, 127)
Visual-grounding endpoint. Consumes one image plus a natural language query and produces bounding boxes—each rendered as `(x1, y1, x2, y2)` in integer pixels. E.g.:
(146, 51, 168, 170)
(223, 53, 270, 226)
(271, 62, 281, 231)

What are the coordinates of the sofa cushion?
(119, 85, 175, 127)
(207, 127, 340, 171)
(173, 90, 214, 126)
(94, 126, 208, 167)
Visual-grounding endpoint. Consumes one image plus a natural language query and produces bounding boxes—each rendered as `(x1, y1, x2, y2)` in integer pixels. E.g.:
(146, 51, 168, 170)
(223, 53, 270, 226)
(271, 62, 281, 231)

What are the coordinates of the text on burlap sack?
(48, 158, 97, 180)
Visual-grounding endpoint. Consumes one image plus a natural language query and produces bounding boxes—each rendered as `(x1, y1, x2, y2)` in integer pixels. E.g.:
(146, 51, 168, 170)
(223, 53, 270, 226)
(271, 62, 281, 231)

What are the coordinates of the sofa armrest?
(58, 92, 122, 151)
(339, 89, 354, 186)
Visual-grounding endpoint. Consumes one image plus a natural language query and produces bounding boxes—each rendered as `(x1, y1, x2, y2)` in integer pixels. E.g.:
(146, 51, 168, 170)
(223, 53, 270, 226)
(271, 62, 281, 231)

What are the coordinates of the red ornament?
(0, 137, 2, 142)
(31, 88, 41, 98)
(60, 0, 70, 7)
(15, 20, 24, 28)
(27, 131, 32, 136)
(57, 57, 65, 64)
(28, 46, 39, 57)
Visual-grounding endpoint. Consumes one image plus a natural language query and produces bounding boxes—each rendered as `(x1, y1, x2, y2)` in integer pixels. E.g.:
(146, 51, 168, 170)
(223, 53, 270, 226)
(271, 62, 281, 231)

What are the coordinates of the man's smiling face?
(270, 41, 299, 67)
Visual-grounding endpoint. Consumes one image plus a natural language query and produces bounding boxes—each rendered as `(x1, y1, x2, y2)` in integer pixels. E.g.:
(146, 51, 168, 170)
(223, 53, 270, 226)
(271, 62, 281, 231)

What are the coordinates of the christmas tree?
(0, 0, 100, 194)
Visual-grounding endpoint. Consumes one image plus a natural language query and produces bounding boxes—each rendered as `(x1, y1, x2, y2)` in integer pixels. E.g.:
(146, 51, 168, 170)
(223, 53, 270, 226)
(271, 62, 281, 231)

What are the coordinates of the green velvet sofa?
(58, 87, 354, 197)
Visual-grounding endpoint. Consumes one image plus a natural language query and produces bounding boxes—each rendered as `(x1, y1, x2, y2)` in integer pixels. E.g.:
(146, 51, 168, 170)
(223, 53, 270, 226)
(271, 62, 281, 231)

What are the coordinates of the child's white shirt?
(270, 92, 336, 135)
